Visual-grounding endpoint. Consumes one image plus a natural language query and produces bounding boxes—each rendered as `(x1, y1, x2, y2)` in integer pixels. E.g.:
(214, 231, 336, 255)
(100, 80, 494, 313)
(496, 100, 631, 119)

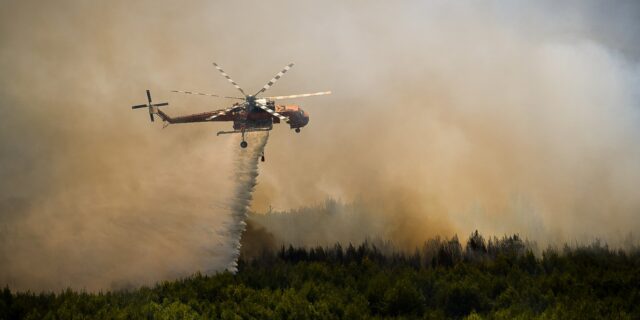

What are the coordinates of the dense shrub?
(1, 232, 638, 319)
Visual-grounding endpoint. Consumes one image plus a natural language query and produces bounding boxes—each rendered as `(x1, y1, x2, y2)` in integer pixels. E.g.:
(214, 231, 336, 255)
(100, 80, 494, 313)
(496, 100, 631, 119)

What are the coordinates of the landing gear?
(240, 129, 248, 148)
(295, 128, 301, 133)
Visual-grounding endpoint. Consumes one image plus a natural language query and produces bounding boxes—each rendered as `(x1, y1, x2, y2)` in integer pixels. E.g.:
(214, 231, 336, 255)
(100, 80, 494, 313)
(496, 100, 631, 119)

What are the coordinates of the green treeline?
(1, 232, 639, 319)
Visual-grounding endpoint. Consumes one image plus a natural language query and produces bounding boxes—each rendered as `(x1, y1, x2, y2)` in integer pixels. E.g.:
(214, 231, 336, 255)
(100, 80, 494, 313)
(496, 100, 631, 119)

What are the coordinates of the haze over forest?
(1, 0, 639, 291)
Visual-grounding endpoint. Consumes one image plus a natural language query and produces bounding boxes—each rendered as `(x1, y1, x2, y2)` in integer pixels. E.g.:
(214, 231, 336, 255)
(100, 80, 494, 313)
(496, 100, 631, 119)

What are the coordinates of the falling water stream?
(215, 131, 269, 272)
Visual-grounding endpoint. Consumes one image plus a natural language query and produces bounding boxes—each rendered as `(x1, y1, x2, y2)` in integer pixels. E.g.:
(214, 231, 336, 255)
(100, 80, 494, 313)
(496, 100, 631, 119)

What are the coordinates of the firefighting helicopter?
(131, 62, 331, 154)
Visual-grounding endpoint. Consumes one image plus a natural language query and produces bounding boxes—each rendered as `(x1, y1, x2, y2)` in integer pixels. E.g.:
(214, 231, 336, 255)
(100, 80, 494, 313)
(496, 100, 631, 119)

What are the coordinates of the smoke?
(1, 0, 640, 291)
(216, 132, 269, 273)
(250, 2, 640, 248)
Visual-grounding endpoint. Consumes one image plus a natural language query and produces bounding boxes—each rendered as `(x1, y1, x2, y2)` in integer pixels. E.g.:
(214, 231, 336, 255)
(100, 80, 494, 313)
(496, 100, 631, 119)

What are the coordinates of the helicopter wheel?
(240, 141, 248, 148)
(295, 128, 301, 133)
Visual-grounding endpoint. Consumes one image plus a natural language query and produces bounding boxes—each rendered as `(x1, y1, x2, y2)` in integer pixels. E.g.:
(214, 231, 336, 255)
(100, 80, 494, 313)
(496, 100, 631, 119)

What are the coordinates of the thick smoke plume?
(1, 0, 640, 291)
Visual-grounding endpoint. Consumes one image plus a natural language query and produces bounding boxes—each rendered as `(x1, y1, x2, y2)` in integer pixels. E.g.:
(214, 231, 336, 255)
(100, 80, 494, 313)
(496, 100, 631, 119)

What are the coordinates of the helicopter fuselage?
(238, 104, 309, 130)
(156, 102, 309, 131)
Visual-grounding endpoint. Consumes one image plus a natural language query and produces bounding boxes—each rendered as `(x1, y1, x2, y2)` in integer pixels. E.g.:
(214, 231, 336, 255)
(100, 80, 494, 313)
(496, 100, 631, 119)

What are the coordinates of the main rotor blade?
(254, 63, 294, 96)
(146, 90, 152, 103)
(265, 91, 332, 100)
(171, 90, 244, 100)
(212, 62, 247, 96)
(256, 100, 289, 123)
(131, 104, 148, 109)
(151, 102, 169, 107)
(206, 103, 245, 121)
(149, 112, 155, 122)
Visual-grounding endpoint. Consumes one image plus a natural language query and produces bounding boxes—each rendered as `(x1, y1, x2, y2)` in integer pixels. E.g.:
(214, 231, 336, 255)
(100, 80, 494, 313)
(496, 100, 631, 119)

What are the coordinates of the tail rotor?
(131, 90, 168, 122)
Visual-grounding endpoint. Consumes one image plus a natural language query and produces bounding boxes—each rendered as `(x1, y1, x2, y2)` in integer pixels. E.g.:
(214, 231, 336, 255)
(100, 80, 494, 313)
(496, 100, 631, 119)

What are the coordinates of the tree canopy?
(2, 232, 638, 319)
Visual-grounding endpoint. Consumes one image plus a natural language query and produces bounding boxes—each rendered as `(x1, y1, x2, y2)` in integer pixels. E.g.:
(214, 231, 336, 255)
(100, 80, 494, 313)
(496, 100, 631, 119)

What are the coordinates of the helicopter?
(131, 62, 331, 155)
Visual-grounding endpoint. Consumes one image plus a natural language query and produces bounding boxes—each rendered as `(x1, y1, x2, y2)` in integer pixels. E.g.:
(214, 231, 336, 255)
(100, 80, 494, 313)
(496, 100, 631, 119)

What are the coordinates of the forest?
(1, 231, 639, 319)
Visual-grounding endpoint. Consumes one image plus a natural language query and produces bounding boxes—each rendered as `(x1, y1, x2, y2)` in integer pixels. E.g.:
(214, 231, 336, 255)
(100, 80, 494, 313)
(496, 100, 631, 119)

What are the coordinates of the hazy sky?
(0, 0, 639, 290)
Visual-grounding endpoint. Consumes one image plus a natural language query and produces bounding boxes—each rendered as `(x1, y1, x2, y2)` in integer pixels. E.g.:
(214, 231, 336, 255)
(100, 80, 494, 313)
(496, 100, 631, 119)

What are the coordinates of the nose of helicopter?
(300, 109, 310, 127)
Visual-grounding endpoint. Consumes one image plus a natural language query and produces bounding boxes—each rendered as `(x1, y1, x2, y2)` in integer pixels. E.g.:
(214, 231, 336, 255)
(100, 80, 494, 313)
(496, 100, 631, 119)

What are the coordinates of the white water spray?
(214, 131, 269, 273)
